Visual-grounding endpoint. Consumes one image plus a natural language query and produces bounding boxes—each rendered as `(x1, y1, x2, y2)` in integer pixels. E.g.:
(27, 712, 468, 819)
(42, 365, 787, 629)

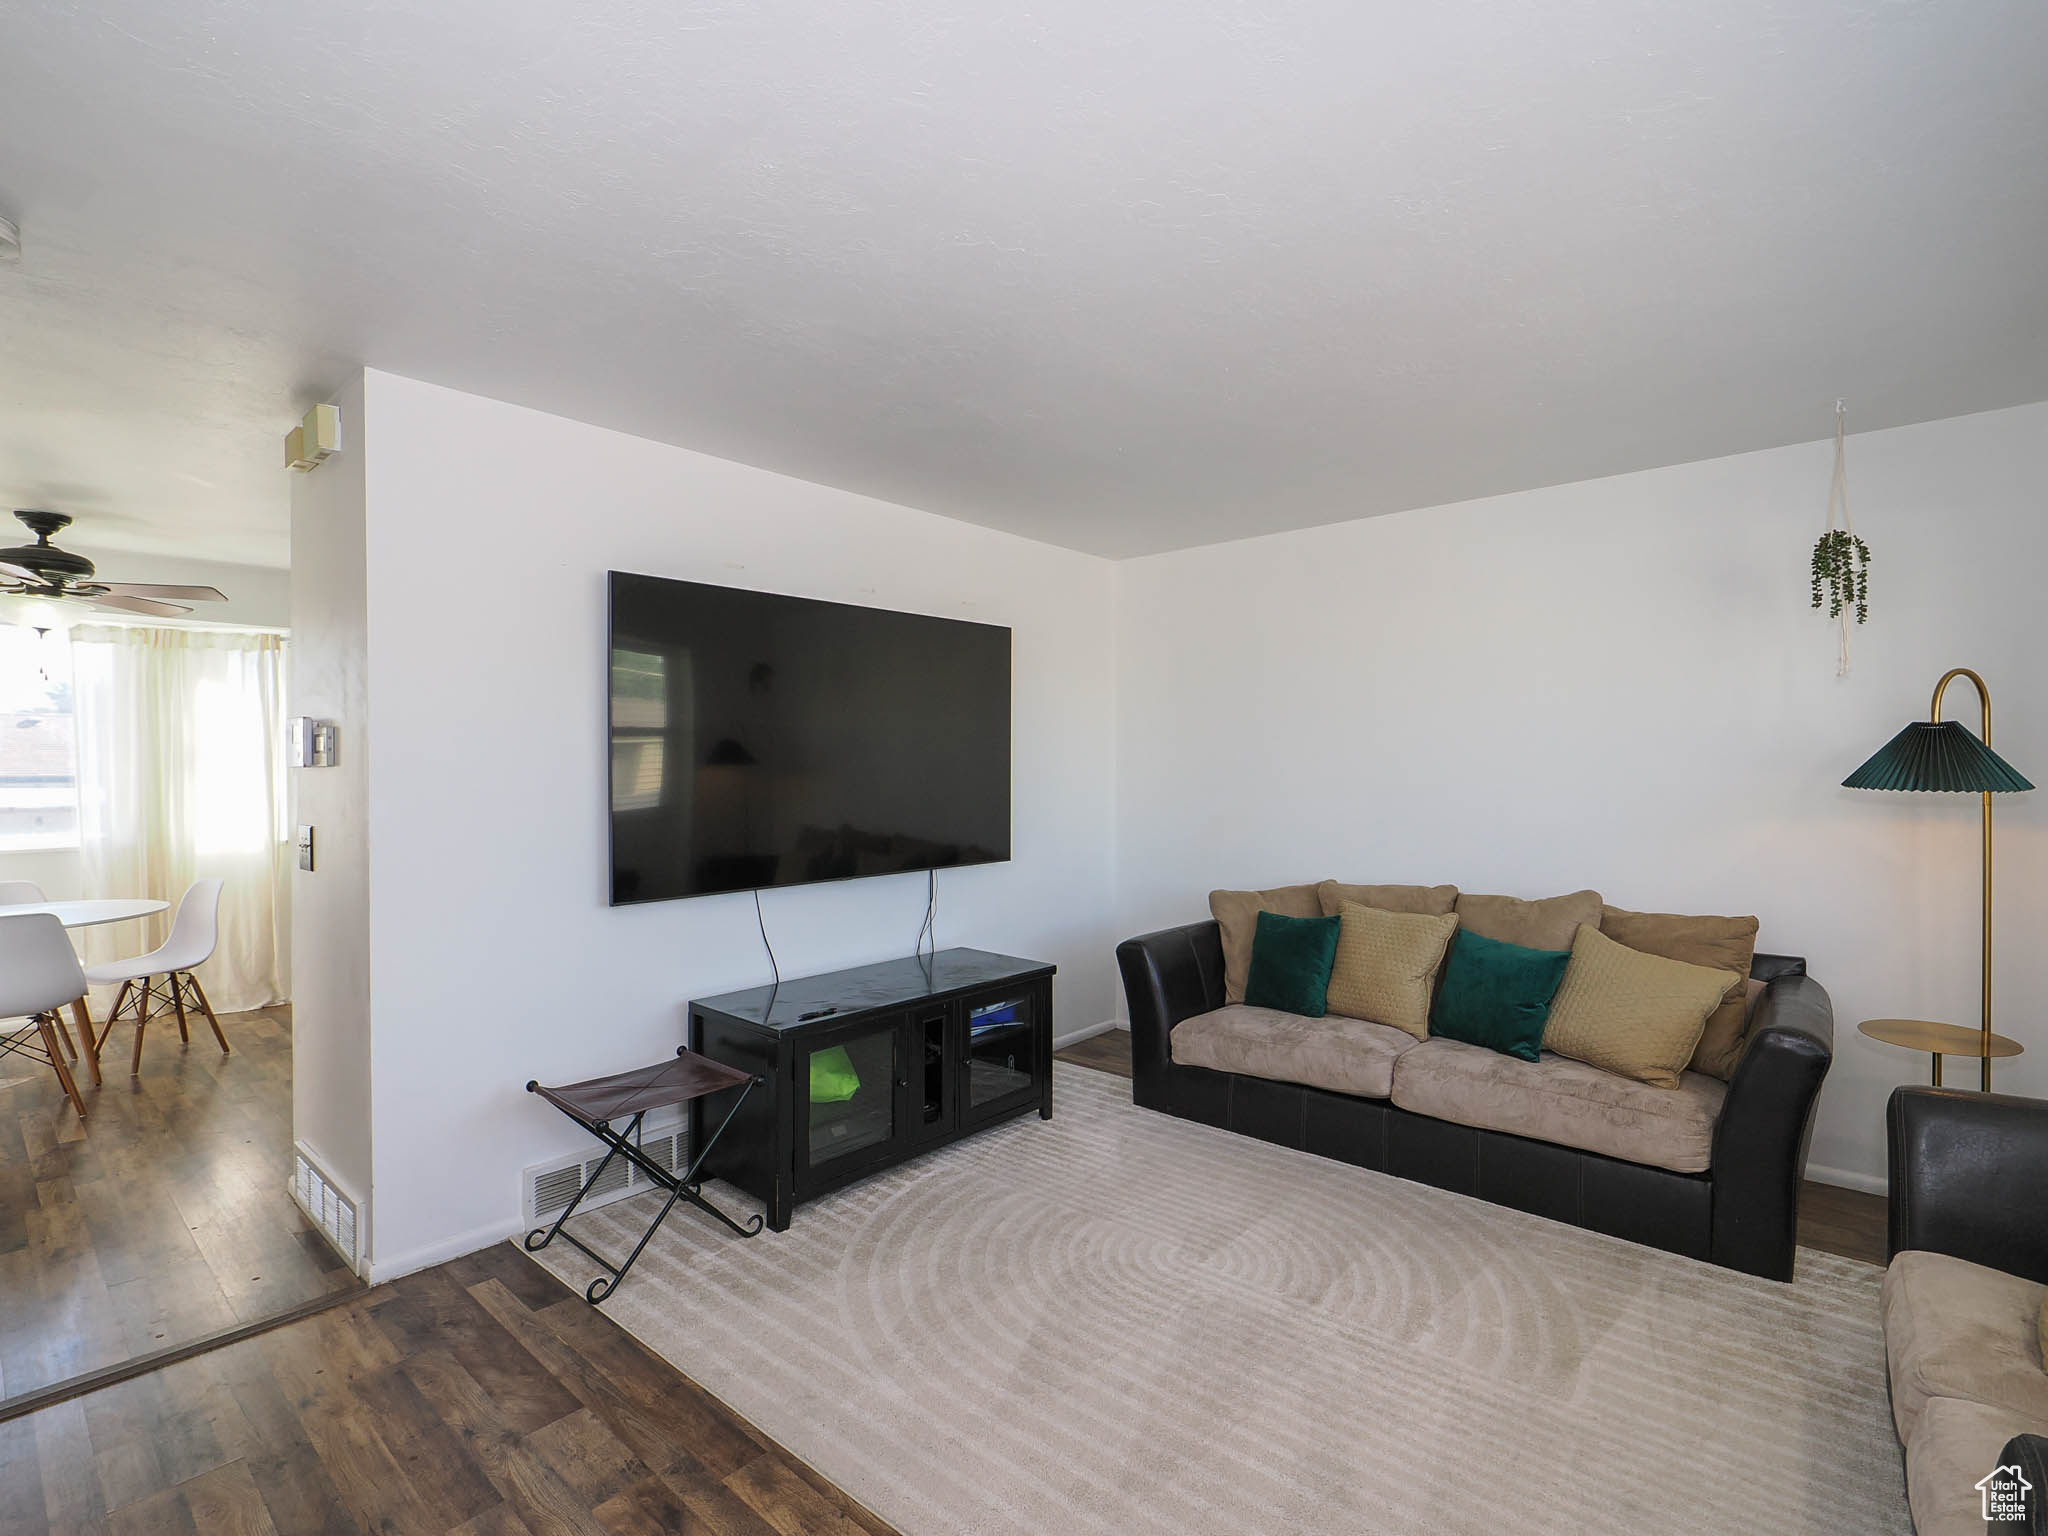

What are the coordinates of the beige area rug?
(527, 1063, 1910, 1535)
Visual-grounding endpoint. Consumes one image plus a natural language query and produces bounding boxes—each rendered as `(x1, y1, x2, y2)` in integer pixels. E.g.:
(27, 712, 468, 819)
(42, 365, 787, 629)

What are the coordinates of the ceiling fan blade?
(88, 593, 193, 618)
(0, 562, 44, 585)
(96, 582, 228, 603)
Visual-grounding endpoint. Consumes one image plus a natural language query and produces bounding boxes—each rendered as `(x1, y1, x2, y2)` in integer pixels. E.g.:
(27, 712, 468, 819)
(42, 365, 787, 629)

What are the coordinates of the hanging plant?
(1815, 401, 1872, 676)
(1810, 529, 1870, 625)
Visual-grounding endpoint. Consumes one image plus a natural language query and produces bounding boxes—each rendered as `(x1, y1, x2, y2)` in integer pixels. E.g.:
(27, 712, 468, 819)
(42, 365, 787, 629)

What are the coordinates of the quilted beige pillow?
(1599, 906, 1761, 1081)
(1544, 924, 1739, 1089)
(1325, 903, 1460, 1038)
(1456, 889, 1603, 952)
(1210, 884, 1323, 1003)
(1316, 881, 1460, 919)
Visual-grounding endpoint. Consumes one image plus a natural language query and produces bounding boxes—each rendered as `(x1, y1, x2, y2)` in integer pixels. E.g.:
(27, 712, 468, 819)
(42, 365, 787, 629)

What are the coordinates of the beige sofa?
(1884, 1087, 2048, 1534)
(1117, 897, 1836, 1279)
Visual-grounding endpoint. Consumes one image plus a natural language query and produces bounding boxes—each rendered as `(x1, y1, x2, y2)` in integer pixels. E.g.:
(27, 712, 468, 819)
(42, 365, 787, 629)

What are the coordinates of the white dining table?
(0, 897, 169, 929)
(0, 898, 168, 1089)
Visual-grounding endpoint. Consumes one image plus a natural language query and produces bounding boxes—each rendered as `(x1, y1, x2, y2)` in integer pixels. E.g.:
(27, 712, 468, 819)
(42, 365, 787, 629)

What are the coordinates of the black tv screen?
(607, 572, 1012, 904)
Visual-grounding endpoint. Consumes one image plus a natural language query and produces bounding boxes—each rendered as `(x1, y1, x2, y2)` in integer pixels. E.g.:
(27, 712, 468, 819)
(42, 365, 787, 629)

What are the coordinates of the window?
(0, 625, 78, 850)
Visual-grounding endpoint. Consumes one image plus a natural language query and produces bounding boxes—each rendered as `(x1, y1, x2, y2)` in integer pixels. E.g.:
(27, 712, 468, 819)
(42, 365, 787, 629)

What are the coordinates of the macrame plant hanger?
(1825, 399, 1856, 677)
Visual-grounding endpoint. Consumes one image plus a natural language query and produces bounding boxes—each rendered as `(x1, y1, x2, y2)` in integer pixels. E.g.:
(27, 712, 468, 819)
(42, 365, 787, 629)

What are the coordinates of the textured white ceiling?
(2, 1, 2045, 565)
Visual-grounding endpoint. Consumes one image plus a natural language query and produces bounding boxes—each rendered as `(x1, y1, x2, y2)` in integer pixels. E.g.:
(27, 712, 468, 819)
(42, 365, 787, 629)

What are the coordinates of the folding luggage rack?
(524, 1046, 763, 1302)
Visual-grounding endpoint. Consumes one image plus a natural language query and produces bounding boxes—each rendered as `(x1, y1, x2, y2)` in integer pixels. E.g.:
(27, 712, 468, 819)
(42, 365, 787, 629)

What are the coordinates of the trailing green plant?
(1811, 529, 1871, 625)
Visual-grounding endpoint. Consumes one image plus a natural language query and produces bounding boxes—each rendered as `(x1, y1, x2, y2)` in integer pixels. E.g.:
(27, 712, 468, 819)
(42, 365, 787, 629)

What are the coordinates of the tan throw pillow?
(1455, 889, 1603, 952)
(1599, 906, 1761, 1081)
(1316, 880, 1459, 919)
(1210, 884, 1324, 1004)
(1544, 924, 1739, 1089)
(1325, 903, 1460, 1038)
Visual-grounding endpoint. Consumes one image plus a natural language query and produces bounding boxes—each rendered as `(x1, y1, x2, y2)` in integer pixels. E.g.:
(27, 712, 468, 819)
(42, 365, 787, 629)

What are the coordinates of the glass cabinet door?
(962, 991, 1040, 1119)
(800, 1019, 900, 1177)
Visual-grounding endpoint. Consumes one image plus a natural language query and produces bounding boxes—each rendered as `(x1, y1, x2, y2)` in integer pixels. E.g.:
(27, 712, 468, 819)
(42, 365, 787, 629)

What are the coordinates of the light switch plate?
(296, 825, 315, 872)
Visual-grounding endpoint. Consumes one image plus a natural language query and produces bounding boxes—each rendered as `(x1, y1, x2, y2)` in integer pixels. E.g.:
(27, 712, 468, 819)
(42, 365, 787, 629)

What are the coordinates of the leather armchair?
(1888, 1085, 2048, 1285)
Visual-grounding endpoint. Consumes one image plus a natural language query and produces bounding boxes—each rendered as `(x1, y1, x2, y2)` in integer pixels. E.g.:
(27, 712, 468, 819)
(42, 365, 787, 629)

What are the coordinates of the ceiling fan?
(0, 511, 227, 618)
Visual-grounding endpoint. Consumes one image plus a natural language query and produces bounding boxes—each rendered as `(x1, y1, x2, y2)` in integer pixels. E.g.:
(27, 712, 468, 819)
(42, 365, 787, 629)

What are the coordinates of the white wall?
(287, 372, 374, 1228)
(1117, 401, 2048, 1191)
(356, 370, 1119, 1277)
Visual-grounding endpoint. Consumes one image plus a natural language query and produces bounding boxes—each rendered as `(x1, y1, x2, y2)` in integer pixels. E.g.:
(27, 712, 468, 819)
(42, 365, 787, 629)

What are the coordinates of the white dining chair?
(0, 877, 90, 1068)
(84, 878, 229, 1076)
(0, 913, 91, 1117)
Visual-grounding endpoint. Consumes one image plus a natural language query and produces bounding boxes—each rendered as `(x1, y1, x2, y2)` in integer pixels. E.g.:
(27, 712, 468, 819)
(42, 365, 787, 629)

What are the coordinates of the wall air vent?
(291, 1143, 363, 1272)
(521, 1109, 686, 1230)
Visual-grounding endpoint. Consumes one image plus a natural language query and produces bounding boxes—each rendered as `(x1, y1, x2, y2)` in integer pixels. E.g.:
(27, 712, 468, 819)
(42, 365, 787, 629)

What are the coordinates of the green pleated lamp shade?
(1842, 720, 2035, 794)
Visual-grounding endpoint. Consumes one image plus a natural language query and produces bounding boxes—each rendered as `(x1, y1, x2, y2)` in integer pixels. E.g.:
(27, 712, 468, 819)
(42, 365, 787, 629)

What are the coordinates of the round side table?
(1857, 1018, 2024, 1090)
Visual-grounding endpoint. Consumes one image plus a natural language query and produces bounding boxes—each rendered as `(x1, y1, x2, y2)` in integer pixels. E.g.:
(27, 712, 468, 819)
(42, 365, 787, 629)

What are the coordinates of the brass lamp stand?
(1845, 668, 2034, 1091)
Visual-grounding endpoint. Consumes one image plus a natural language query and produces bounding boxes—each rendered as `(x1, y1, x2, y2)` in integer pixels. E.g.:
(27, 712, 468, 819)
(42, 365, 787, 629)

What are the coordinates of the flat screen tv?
(608, 572, 1012, 904)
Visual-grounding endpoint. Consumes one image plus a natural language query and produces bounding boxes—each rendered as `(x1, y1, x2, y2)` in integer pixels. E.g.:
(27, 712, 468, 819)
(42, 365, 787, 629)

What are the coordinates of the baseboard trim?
(368, 1217, 527, 1284)
(1806, 1162, 1887, 1197)
(1054, 1020, 1120, 1049)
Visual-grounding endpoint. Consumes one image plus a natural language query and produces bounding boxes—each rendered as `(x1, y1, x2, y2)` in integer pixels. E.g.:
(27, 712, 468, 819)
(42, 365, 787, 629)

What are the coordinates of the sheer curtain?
(70, 625, 291, 1013)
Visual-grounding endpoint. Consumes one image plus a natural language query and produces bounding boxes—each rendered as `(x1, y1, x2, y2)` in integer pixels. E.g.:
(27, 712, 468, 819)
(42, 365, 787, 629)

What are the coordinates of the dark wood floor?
(0, 1003, 360, 1407)
(1054, 1027, 1890, 1266)
(0, 1241, 897, 1536)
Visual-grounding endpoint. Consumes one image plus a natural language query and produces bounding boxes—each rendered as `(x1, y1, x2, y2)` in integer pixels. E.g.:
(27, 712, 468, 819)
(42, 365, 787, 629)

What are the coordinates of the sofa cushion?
(1316, 880, 1460, 920)
(1884, 1249, 2048, 1445)
(1324, 903, 1459, 1038)
(1388, 1037, 1726, 1173)
(1211, 884, 1324, 1004)
(1905, 1395, 2048, 1536)
(1543, 924, 1737, 1089)
(1599, 905, 1760, 1081)
(1243, 911, 1341, 1017)
(1454, 889, 1603, 951)
(1170, 1005, 1419, 1101)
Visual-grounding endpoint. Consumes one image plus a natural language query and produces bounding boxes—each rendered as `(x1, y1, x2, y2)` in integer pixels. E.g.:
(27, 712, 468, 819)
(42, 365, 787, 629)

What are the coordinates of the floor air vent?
(522, 1111, 686, 1230)
(291, 1144, 362, 1271)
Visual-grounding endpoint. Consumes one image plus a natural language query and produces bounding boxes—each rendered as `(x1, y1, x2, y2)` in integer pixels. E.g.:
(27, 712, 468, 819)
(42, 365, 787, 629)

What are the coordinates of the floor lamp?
(1843, 668, 2033, 1090)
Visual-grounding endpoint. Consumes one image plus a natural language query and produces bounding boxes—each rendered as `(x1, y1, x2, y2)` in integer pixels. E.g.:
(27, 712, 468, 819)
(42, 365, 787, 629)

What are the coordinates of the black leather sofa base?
(1117, 919, 1834, 1281)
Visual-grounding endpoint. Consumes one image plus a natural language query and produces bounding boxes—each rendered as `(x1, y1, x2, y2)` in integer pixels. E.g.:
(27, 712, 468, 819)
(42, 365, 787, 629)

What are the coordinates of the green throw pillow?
(1430, 928, 1571, 1062)
(811, 1044, 861, 1103)
(1243, 911, 1342, 1017)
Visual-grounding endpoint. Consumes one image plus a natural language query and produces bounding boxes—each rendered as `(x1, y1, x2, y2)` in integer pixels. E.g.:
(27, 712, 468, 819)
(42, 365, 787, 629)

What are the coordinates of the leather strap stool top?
(531, 1050, 753, 1123)
(524, 1046, 763, 1303)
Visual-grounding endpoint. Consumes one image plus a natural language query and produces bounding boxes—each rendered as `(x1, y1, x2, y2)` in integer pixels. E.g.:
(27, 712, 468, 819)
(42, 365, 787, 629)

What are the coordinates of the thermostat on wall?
(287, 717, 339, 767)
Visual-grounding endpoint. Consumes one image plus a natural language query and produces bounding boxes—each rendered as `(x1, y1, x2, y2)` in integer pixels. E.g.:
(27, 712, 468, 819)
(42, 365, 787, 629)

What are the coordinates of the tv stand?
(688, 948, 1055, 1231)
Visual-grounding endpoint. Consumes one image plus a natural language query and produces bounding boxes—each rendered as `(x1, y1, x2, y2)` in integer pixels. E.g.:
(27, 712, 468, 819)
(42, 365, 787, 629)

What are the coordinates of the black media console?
(688, 948, 1055, 1231)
